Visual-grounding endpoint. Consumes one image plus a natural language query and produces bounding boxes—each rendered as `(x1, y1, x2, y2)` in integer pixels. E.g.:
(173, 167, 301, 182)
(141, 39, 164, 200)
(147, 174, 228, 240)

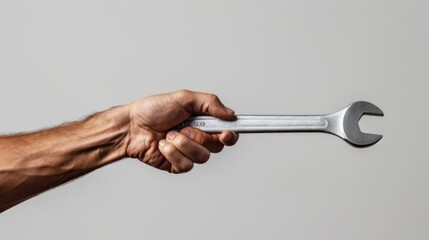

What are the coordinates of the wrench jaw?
(342, 101, 384, 147)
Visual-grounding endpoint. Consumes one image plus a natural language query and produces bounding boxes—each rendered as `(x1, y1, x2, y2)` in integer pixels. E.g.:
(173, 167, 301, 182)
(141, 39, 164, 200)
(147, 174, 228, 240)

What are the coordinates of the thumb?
(176, 90, 235, 120)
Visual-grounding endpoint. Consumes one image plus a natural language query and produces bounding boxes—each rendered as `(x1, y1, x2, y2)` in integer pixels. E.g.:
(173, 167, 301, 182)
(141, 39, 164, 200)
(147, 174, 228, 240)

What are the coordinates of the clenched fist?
(125, 90, 239, 173)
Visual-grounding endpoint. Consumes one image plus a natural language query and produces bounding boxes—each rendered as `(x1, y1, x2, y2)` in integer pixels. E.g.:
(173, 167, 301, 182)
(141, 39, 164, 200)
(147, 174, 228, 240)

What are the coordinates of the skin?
(0, 90, 239, 213)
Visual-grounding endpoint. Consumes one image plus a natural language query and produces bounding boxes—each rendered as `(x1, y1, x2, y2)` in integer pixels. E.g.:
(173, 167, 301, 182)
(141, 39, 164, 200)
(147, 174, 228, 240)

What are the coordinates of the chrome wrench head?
(333, 101, 384, 147)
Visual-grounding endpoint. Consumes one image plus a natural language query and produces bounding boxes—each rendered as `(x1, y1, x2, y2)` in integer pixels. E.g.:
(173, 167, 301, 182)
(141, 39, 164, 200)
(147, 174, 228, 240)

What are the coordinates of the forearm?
(0, 90, 240, 213)
(0, 105, 130, 212)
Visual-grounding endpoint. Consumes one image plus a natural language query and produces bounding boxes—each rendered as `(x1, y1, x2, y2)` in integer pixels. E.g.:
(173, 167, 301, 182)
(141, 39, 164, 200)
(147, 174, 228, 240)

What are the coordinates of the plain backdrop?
(0, 0, 428, 239)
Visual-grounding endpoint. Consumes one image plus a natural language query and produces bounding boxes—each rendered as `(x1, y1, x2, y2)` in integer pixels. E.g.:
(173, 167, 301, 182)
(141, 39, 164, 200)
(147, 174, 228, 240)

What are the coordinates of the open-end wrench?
(177, 101, 384, 147)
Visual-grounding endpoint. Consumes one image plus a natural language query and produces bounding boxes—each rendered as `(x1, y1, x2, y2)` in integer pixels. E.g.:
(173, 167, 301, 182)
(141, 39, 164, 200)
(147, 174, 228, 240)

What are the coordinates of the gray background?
(0, 0, 428, 239)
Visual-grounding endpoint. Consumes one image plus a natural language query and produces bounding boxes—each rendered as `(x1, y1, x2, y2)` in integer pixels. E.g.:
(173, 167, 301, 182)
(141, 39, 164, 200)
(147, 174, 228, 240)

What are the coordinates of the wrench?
(177, 101, 384, 147)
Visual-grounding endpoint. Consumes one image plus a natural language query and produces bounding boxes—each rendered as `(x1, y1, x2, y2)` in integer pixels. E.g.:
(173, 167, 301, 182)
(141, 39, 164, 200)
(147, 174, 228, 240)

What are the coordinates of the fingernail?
(224, 107, 235, 115)
(167, 131, 177, 141)
(159, 139, 166, 147)
(182, 128, 192, 138)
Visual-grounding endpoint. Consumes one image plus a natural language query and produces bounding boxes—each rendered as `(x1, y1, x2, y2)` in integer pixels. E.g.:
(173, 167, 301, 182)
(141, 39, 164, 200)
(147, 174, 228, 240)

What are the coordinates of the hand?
(125, 90, 239, 173)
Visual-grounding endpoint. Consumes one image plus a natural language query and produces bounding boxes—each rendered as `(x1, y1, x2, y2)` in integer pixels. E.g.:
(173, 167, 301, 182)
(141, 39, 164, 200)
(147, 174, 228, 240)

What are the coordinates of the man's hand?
(125, 90, 239, 173)
(0, 89, 238, 212)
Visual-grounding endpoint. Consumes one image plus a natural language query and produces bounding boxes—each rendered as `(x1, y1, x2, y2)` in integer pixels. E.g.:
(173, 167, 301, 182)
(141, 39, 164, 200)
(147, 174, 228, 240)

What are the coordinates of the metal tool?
(177, 101, 384, 147)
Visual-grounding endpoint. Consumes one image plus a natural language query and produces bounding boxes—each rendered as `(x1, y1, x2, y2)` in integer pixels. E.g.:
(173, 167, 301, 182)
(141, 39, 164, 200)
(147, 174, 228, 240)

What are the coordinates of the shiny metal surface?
(177, 101, 384, 147)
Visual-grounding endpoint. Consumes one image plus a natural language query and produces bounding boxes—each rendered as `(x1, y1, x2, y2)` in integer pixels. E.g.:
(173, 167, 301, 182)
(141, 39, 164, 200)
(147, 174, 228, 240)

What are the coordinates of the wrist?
(85, 104, 131, 164)
(109, 104, 132, 160)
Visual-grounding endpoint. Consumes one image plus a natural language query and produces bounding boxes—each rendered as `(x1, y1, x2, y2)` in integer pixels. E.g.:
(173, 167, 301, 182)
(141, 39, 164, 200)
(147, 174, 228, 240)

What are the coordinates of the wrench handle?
(176, 115, 330, 133)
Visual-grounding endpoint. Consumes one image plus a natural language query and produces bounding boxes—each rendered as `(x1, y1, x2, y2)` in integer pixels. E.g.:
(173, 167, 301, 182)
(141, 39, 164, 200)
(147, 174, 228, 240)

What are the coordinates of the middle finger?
(166, 131, 210, 164)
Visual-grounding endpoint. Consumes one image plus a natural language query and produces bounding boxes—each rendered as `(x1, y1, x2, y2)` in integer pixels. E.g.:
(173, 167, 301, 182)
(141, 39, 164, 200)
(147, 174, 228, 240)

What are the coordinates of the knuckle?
(161, 143, 175, 155)
(180, 127, 195, 140)
(209, 94, 220, 103)
(174, 134, 188, 148)
(187, 130, 205, 145)
(196, 132, 210, 144)
(176, 89, 192, 99)
(199, 136, 209, 147)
